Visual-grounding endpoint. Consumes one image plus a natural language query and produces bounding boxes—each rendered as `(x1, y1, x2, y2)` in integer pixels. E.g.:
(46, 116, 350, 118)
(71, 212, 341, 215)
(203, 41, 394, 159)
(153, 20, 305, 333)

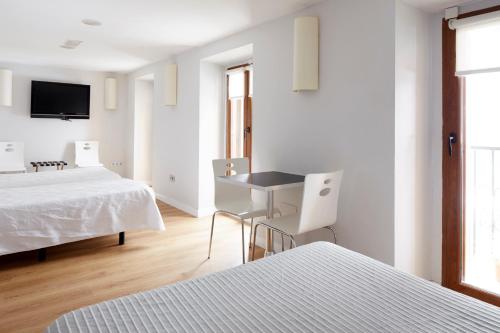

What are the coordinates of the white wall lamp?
(0, 69, 13, 107)
(163, 64, 177, 106)
(104, 77, 117, 110)
(293, 16, 319, 92)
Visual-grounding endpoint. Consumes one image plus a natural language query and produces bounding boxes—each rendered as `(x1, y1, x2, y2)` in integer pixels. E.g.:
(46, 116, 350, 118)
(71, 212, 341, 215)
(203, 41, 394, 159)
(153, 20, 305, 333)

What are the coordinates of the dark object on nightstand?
(30, 161, 68, 172)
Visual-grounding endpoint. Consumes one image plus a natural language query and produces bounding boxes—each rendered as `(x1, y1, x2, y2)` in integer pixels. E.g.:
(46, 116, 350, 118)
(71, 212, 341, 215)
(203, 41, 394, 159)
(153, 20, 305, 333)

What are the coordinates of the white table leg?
(265, 191, 274, 257)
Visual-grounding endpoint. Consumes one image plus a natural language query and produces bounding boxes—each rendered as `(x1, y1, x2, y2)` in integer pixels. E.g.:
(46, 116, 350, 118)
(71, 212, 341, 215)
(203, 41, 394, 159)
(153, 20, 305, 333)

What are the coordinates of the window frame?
(442, 5, 500, 306)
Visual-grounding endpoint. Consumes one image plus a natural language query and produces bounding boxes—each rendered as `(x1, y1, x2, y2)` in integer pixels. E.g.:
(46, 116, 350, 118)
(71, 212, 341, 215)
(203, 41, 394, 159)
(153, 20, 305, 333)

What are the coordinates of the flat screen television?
(31, 81, 91, 120)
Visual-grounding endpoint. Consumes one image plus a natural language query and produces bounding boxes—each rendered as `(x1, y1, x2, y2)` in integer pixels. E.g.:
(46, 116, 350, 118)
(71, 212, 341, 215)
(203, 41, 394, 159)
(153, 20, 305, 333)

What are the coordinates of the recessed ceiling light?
(82, 19, 102, 26)
(60, 40, 83, 50)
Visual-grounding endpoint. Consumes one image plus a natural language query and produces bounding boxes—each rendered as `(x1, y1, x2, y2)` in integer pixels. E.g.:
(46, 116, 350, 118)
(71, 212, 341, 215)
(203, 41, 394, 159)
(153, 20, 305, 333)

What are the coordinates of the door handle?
(448, 132, 457, 157)
(244, 127, 251, 138)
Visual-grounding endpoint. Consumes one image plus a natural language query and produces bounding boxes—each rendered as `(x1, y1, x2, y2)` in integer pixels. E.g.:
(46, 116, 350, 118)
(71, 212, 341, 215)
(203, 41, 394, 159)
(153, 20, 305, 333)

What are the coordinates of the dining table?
(216, 171, 305, 256)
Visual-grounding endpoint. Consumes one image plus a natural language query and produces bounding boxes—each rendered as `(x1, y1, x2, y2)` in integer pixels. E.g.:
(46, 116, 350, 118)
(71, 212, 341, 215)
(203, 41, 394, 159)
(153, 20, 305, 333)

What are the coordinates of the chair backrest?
(212, 158, 251, 209)
(0, 142, 25, 170)
(75, 141, 101, 167)
(297, 170, 343, 234)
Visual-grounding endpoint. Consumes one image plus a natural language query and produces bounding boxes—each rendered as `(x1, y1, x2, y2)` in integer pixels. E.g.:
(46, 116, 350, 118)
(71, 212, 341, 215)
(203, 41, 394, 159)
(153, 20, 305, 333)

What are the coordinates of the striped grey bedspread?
(47, 242, 500, 333)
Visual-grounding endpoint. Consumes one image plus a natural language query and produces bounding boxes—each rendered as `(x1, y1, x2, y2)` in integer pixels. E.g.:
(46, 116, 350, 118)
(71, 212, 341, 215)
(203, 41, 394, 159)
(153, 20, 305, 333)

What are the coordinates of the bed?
(0, 167, 164, 257)
(46, 242, 500, 333)
(0, 166, 121, 188)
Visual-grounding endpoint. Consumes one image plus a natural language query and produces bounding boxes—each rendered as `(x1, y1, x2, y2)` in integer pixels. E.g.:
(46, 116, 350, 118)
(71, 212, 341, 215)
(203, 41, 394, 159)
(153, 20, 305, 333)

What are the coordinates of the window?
(442, 6, 500, 306)
(226, 65, 253, 166)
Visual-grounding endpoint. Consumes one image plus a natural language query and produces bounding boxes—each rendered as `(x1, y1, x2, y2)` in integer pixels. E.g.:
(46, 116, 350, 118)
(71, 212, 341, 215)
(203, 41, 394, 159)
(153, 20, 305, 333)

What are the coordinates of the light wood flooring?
(0, 201, 263, 333)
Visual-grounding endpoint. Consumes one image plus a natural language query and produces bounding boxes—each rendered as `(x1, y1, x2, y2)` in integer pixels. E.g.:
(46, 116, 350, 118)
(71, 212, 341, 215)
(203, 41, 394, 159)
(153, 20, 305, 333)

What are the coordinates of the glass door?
(442, 7, 500, 306)
(464, 72, 500, 295)
(226, 66, 253, 166)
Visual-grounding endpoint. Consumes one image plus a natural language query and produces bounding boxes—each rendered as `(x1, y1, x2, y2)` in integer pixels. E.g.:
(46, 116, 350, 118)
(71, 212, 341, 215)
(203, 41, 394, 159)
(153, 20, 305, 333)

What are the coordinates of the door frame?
(243, 69, 252, 167)
(225, 64, 253, 169)
(442, 5, 500, 306)
(225, 73, 231, 159)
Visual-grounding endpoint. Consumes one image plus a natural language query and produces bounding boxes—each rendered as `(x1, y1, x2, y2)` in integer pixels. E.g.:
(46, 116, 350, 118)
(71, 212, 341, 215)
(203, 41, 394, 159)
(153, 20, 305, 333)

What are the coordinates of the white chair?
(252, 170, 343, 260)
(0, 142, 27, 173)
(75, 141, 103, 167)
(208, 158, 280, 264)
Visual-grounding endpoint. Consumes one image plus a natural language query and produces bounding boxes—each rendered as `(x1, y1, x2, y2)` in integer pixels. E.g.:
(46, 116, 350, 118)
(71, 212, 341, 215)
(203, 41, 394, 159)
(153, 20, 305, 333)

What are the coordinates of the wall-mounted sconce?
(164, 64, 177, 106)
(0, 69, 13, 107)
(293, 16, 319, 92)
(104, 77, 117, 110)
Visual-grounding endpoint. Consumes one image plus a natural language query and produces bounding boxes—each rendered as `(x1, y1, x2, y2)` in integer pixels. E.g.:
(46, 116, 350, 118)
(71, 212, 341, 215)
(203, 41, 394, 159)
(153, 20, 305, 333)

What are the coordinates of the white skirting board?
(155, 193, 198, 217)
(155, 192, 279, 250)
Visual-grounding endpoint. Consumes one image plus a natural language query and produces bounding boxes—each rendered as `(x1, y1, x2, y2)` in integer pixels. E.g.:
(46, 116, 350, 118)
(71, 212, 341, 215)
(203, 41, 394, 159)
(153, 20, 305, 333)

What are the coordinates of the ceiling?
(403, 0, 478, 12)
(202, 44, 254, 66)
(0, 0, 322, 73)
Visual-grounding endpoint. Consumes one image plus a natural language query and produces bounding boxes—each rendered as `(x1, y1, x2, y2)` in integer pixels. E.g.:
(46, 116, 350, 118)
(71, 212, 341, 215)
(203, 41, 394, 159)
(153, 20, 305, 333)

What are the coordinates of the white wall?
(127, 60, 200, 215)
(251, 0, 397, 265)
(0, 62, 128, 174)
(394, 0, 433, 279)
(198, 62, 224, 215)
(133, 79, 153, 183)
(128, 0, 398, 265)
(246, 0, 393, 264)
(429, 7, 445, 286)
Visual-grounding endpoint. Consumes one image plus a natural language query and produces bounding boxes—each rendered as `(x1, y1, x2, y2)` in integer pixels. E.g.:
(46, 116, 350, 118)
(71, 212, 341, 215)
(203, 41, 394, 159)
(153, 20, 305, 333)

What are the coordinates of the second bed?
(0, 167, 164, 257)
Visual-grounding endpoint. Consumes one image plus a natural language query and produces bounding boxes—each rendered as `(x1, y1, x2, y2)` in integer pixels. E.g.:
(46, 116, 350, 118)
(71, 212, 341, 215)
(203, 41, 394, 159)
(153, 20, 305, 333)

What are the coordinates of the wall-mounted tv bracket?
(30, 161, 68, 172)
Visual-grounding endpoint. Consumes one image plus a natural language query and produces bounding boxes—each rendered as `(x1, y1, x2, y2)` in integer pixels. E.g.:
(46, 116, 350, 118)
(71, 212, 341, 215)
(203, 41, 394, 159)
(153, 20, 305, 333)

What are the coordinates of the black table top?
(217, 171, 305, 191)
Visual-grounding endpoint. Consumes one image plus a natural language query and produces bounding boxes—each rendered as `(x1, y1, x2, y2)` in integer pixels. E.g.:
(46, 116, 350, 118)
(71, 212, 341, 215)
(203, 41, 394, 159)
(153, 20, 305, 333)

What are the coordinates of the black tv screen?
(31, 81, 90, 119)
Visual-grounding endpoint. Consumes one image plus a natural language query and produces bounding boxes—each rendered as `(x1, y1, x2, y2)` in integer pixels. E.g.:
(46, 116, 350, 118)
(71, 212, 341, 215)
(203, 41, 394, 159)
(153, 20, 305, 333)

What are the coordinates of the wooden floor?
(0, 201, 264, 333)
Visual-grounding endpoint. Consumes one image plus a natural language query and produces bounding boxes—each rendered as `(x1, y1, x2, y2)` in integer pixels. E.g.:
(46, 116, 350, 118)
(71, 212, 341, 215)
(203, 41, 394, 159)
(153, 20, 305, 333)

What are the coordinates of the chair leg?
(248, 218, 254, 250)
(324, 226, 337, 244)
(251, 224, 260, 261)
(290, 235, 297, 249)
(331, 227, 337, 244)
(281, 233, 285, 252)
(208, 212, 217, 259)
(241, 220, 246, 264)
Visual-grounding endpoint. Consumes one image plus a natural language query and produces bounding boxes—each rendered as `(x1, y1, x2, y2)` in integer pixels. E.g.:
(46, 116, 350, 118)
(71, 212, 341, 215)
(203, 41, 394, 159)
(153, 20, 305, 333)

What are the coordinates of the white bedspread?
(46, 242, 500, 333)
(0, 178, 164, 255)
(0, 167, 120, 189)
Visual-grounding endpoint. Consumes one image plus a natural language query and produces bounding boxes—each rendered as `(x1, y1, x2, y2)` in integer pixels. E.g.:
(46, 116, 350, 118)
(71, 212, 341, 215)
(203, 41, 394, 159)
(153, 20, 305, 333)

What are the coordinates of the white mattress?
(0, 178, 164, 255)
(46, 242, 500, 333)
(0, 167, 120, 189)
